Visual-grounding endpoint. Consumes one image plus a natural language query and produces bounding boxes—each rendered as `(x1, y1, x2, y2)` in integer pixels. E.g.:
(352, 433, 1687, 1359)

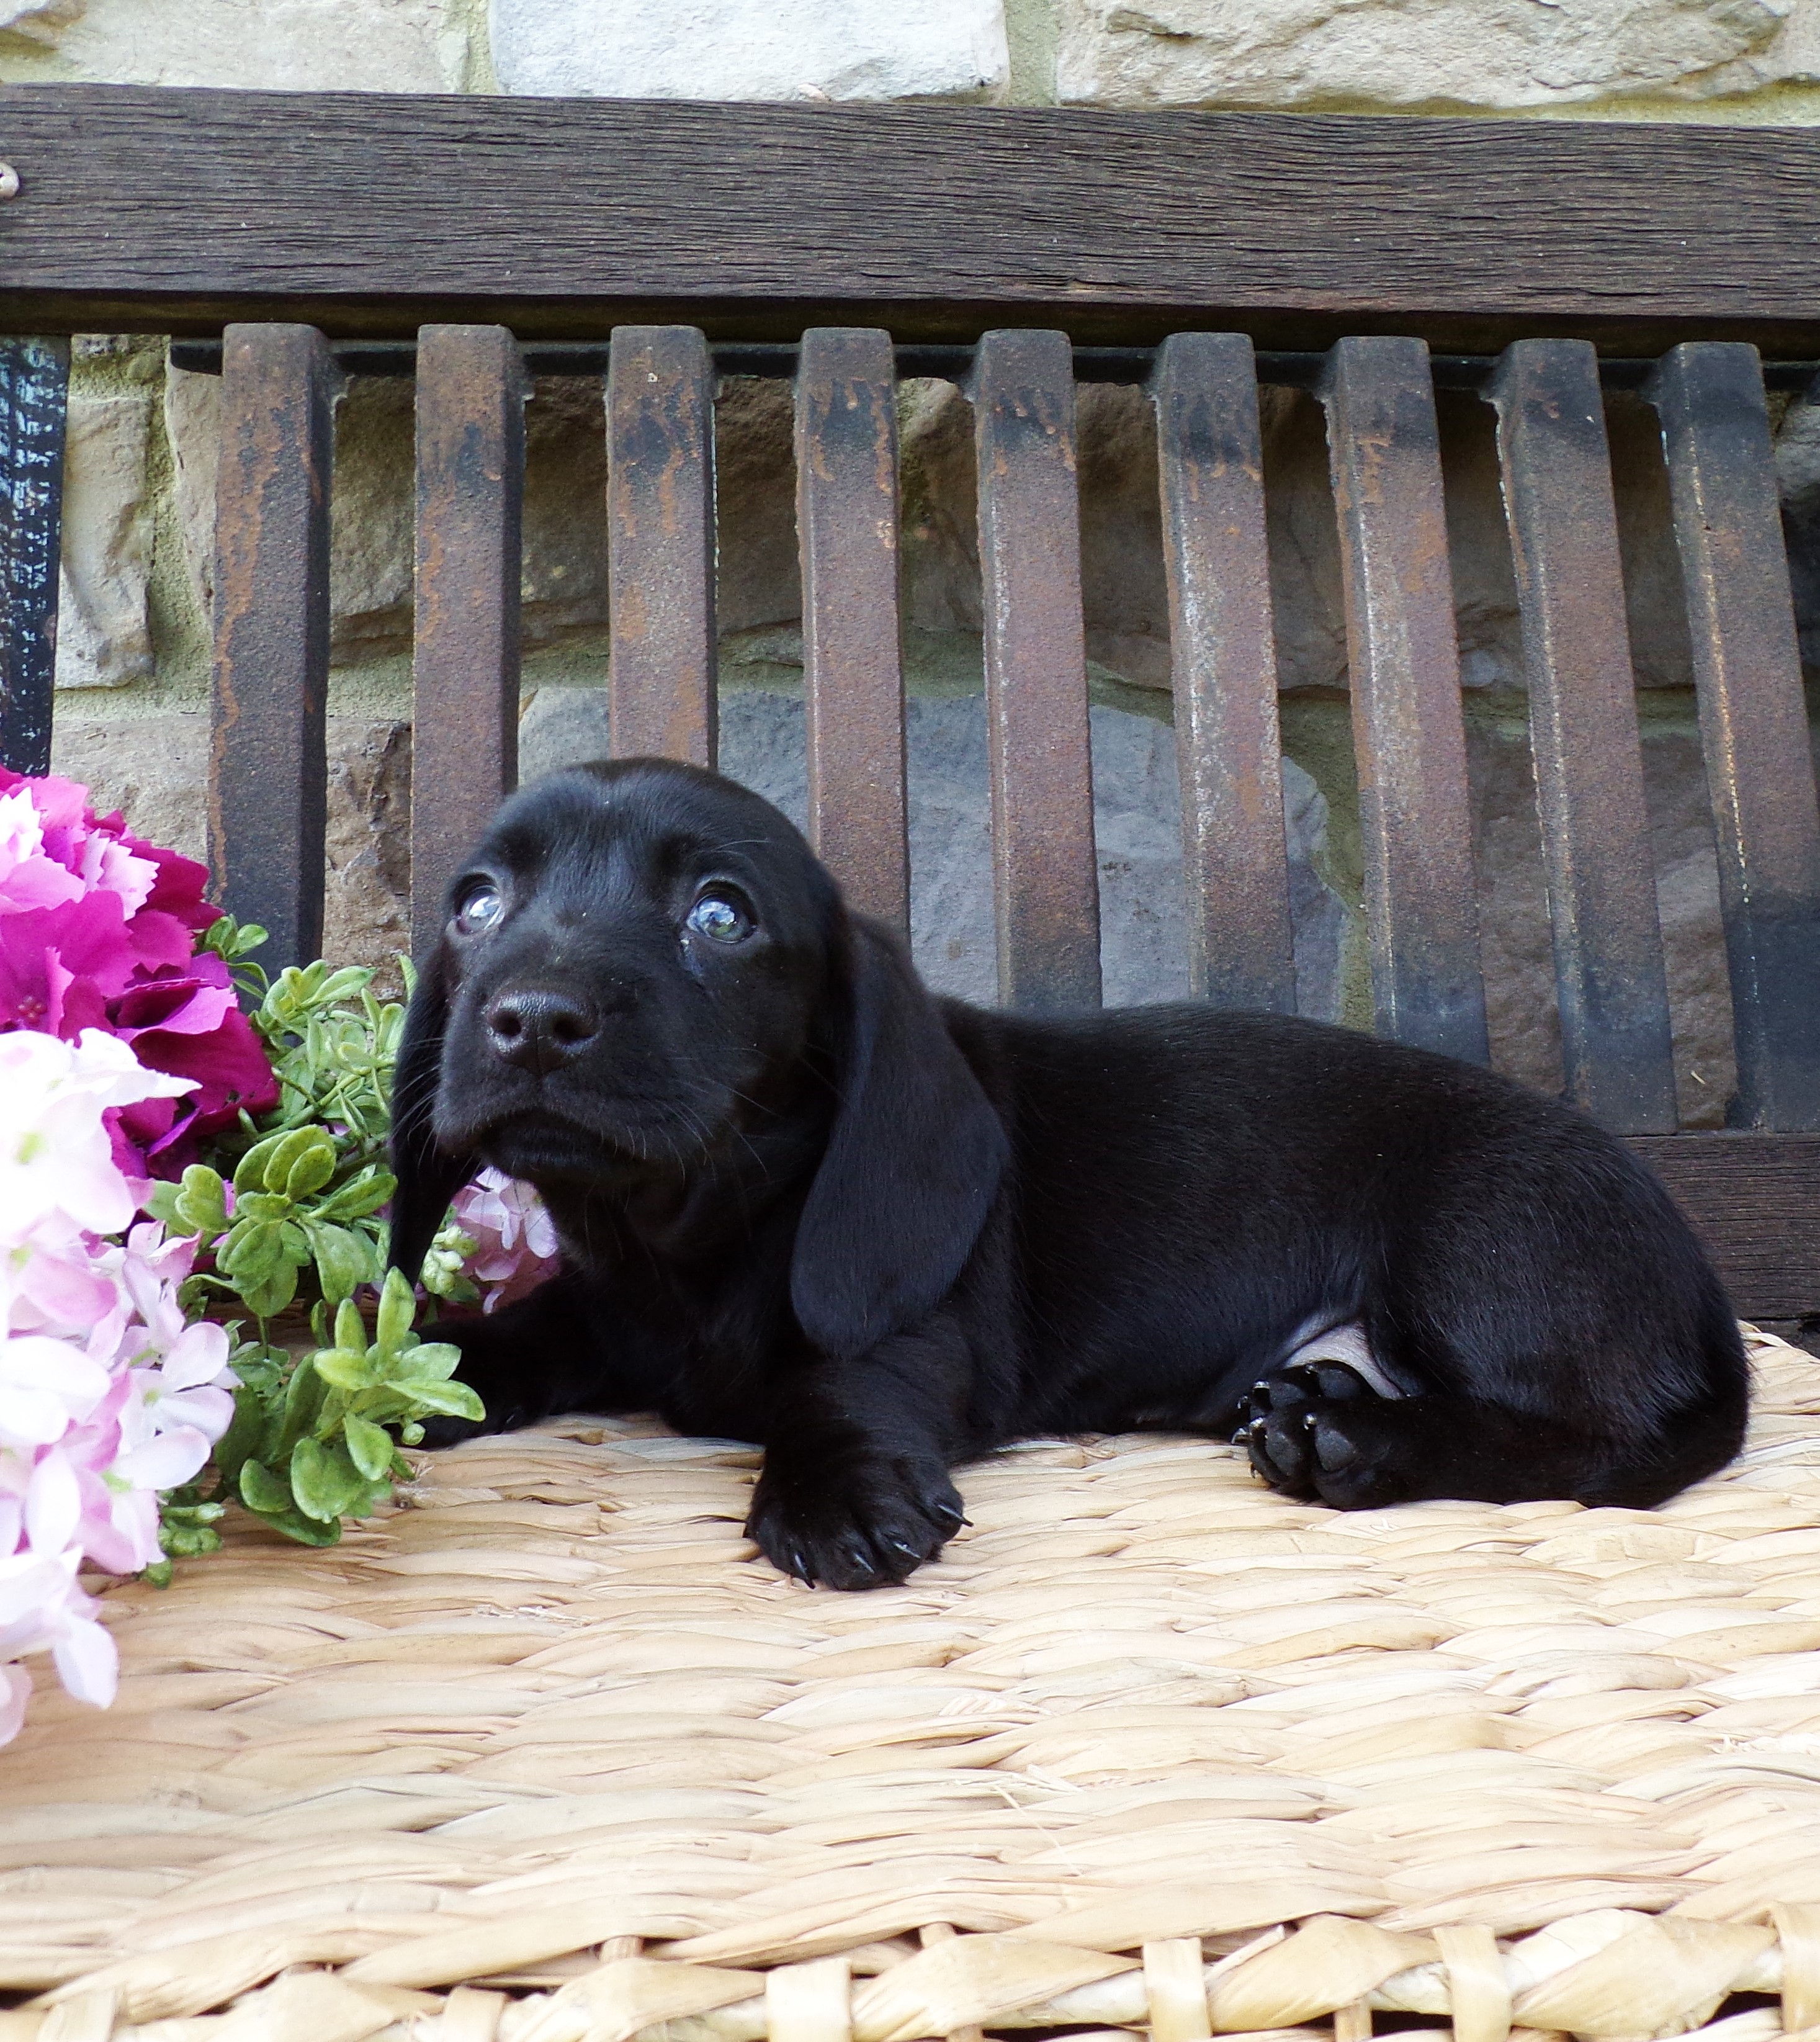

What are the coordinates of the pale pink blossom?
(0, 1031, 234, 1740)
(451, 1169, 562, 1311)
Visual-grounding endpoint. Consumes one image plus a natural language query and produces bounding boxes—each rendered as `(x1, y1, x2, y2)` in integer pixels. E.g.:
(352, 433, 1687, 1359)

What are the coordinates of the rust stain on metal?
(607, 326, 717, 768)
(410, 323, 527, 960)
(972, 328, 1100, 1013)
(1150, 331, 1294, 1013)
(1489, 338, 1675, 1133)
(1319, 335, 1488, 1063)
(1647, 341, 1820, 1130)
(208, 323, 338, 972)
(796, 328, 908, 931)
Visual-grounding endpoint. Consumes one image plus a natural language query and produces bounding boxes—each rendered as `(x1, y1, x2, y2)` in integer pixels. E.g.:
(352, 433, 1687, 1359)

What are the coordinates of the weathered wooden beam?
(12, 89, 1820, 349)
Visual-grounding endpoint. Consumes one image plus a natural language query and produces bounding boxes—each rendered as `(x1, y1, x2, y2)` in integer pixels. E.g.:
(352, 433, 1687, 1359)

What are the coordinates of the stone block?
(48, 712, 414, 990)
(492, 0, 1008, 101)
(9, 0, 462, 89)
(55, 364, 155, 691)
(1056, 0, 1814, 110)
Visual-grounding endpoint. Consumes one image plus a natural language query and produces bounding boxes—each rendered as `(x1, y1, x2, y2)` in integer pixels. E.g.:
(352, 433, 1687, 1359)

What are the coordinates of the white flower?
(0, 1031, 192, 1249)
(0, 1547, 116, 1710)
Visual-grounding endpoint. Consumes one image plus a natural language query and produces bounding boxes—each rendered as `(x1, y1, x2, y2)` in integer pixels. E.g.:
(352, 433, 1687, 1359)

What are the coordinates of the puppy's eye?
(454, 885, 504, 936)
(686, 891, 753, 945)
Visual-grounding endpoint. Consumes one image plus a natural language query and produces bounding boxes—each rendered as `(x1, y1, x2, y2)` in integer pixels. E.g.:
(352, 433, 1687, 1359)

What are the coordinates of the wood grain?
(1629, 1134, 1820, 1322)
(14, 89, 1820, 349)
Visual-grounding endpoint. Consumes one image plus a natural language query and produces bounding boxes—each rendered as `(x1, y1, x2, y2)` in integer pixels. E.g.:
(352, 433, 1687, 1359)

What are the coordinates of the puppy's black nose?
(484, 988, 600, 1074)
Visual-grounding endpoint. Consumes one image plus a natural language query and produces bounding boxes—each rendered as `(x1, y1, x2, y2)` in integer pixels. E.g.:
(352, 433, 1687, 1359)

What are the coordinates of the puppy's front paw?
(747, 1452, 964, 1590)
(1240, 1362, 1406, 1509)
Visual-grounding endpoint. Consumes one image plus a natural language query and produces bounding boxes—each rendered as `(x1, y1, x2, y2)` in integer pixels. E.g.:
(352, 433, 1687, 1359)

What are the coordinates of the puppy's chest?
(609, 1264, 797, 1437)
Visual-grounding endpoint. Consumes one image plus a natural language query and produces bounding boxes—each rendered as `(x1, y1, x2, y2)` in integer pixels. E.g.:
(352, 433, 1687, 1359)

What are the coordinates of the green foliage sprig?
(208, 1271, 480, 1547)
(147, 920, 485, 1547)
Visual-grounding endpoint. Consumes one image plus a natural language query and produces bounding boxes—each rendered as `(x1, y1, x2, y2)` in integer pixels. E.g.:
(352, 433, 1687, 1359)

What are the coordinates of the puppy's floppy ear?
(388, 942, 479, 1286)
(792, 916, 1008, 1361)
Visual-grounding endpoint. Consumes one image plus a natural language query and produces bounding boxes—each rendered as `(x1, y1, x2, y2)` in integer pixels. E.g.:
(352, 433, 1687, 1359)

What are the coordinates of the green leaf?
(217, 1217, 285, 1278)
(397, 1378, 485, 1421)
(392, 1340, 462, 1384)
(343, 1413, 395, 1482)
(303, 1220, 374, 1307)
(233, 1131, 295, 1194)
(313, 1346, 379, 1392)
(239, 1458, 293, 1515)
(290, 1436, 370, 1522)
(315, 1167, 396, 1222)
(266, 1507, 344, 1548)
(276, 1354, 327, 1456)
(375, 1266, 418, 1354)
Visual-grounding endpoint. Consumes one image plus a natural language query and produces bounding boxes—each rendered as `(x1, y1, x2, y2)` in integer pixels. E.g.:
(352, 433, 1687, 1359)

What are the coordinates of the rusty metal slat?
(796, 326, 908, 932)
(1489, 340, 1677, 1133)
(1150, 332, 1294, 1013)
(208, 323, 338, 971)
(972, 328, 1100, 1014)
(0, 336, 67, 776)
(1319, 335, 1489, 1064)
(410, 324, 527, 960)
(1647, 342, 1820, 1131)
(607, 325, 716, 767)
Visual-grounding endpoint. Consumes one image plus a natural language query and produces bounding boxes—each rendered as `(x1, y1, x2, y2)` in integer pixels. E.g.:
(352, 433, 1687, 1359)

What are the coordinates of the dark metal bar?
(795, 327, 908, 933)
(1489, 340, 1677, 1133)
(1647, 342, 1820, 1131)
(410, 324, 527, 959)
(166, 336, 1820, 395)
(606, 325, 717, 767)
(971, 328, 1100, 1014)
(208, 323, 338, 971)
(1319, 336, 1489, 1063)
(1149, 332, 1294, 1013)
(0, 336, 67, 775)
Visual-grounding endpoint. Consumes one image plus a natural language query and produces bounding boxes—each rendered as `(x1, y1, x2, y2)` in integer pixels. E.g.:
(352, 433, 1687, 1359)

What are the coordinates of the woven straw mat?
(7, 1327, 1820, 2042)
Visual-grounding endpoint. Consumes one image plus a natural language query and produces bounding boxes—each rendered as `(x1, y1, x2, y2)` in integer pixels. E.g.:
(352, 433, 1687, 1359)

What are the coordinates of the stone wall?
(20, 0, 1820, 1125)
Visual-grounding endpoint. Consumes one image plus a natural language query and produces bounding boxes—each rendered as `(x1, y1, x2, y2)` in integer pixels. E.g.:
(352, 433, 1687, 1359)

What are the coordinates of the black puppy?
(390, 757, 1747, 1588)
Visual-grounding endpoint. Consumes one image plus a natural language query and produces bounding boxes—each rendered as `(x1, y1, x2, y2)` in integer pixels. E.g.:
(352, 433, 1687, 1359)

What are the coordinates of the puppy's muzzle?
(484, 987, 601, 1077)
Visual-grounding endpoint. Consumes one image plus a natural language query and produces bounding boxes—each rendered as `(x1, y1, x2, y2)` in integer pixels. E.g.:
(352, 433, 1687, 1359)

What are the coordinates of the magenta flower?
(0, 770, 278, 1177)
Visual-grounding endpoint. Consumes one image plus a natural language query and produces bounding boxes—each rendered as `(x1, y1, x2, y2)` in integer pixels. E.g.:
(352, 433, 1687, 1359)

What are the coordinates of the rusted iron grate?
(6, 323, 1820, 1305)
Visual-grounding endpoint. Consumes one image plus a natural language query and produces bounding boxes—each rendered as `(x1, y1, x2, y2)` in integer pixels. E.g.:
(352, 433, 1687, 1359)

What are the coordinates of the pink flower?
(0, 770, 276, 1179)
(450, 1170, 563, 1313)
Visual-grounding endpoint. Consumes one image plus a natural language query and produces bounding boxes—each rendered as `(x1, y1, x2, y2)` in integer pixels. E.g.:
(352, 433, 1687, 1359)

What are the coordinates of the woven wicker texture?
(6, 1328, 1820, 2042)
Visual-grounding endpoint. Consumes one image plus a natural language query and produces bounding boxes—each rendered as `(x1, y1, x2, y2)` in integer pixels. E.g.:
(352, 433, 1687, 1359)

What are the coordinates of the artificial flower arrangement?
(0, 768, 560, 1742)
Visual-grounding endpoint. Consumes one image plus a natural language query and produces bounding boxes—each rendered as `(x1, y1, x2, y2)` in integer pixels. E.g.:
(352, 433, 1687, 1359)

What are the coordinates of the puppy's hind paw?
(746, 1452, 964, 1590)
(1242, 1362, 1407, 1509)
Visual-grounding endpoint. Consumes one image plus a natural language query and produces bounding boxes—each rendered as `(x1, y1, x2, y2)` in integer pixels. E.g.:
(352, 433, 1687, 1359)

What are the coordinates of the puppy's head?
(390, 758, 1007, 1359)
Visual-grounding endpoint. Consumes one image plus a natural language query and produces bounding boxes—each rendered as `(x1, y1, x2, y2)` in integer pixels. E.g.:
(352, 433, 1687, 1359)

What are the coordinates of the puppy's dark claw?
(747, 1452, 962, 1590)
